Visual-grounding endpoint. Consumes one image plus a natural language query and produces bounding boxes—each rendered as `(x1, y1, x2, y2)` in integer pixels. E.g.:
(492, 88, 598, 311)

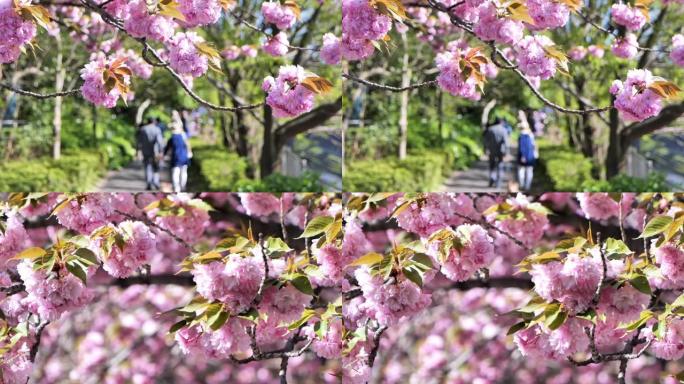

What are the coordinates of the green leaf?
(411, 253, 433, 270)
(604, 238, 632, 259)
(180, 298, 210, 314)
(543, 303, 567, 330)
(325, 218, 343, 243)
(238, 308, 260, 323)
(347, 252, 384, 267)
(186, 199, 215, 212)
(169, 319, 188, 333)
(208, 310, 229, 331)
(620, 310, 654, 331)
(66, 261, 87, 285)
(265, 237, 292, 256)
(298, 216, 334, 238)
(402, 267, 423, 287)
(12, 247, 46, 260)
(629, 274, 652, 295)
(507, 321, 528, 335)
(671, 292, 684, 308)
(74, 248, 98, 266)
(638, 215, 673, 238)
(653, 320, 666, 339)
(288, 308, 316, 330)
(290, 274, 314, 295)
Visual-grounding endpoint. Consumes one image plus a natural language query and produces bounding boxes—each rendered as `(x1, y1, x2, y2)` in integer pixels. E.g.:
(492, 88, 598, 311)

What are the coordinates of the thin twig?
(343, 73, 437, 92)
(0, 83, 80, 99)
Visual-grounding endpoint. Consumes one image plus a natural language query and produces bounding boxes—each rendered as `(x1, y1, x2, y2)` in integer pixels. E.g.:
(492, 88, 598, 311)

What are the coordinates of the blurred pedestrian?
(164, 110, 192, 193)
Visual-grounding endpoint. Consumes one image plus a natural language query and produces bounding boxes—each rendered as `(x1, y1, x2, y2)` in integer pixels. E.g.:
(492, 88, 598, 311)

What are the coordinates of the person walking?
(136, 118, 164, 191)
(483, 117, 510, 188)
(164, 111, 192, 193)
(517, 113, 538, 191)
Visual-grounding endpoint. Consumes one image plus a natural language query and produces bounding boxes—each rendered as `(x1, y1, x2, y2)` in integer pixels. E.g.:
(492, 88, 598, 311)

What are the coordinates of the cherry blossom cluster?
(610, 69, 666, 122)
(344, 0, 683, 123)
(2, 0, 337, 118)
(341, 192, 684, 383)
(262, 65, 317, 118)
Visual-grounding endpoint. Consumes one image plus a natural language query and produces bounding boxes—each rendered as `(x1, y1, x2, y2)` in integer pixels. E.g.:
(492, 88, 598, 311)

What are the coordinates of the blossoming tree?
(342, 192, 684, 383)
(2, 191, 684, 383)
(0, 192, 345, 383)
(342, 0, 684, 176)
(0, 0, 340, 176)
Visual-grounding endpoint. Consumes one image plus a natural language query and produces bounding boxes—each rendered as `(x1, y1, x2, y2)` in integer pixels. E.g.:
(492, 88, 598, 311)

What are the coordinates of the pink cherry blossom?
(670, 34, 684, 67)
(261, 1, 297, 30)
(17, 260, 94, 320)
(80, 54, 131, 108)
(428, 224, 494, 282)
(97, 221, 156, 278)
(239, 193, 281, 217)
(263, 65, 316, 118)
(0, 5, 37, 64)
(124, 0, 175, 42)
(178, 0, 222, 27)
(610, 69, 663, 122)
(654, 243, 684, 286)
(0, 210, 28, 270)
(611, 3, 647, 31)
(527, 0, 570, 30)
(514, 318, 589, 360)
(262, 32, 289, 57)
(568, 46, 587, 61)
(435, 47, 483, 100)
(175, 319, 251, 358)
(342, 0, 392, 41)
(650, 317, 684, 360)
(515, 35, 558, 80)
(167, 32, 209, 78)
(611, 33, 638, 59)
(354, 266, 431, 326)
(320, 33, 341, 65)
(576, 193, 619, 221)
(473, 2, 523, 45)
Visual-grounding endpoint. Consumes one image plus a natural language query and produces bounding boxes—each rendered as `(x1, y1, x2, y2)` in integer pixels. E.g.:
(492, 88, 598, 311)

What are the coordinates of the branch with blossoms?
(1, 0, 339, 120)
(340, 192, 684, 383)
(0, 192, 350, 383)
(342, 0, 683, 121)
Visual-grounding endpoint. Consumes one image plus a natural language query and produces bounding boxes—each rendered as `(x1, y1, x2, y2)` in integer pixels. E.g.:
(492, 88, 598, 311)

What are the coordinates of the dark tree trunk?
(259, 104, 275, 178)
(605, 98, 622, 178)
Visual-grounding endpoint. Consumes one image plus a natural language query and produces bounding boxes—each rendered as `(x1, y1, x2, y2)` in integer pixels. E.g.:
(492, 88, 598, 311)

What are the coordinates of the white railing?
(279, 146, 307, 177)
(625, 146, 652, 179)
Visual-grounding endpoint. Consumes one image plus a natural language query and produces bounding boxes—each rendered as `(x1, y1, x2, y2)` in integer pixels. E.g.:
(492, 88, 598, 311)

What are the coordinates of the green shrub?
(189, 145, 249, 191)
(344, 152, 450, 192)
(536, 142, 595, 191)
(237, 172, 323, 192)
(0, 150, 108, 191)
(581, 173, 670, 192)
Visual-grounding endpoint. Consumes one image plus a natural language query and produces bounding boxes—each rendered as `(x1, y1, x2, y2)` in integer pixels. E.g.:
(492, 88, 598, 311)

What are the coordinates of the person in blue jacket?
(164, 110, 192, 193)
(517, 111, 538, 191)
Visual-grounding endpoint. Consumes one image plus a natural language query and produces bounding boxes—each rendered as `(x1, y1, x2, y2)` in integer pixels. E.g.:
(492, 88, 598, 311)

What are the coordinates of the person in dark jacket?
(483, 118, 510, 188)
(517, 111, 538, 191)
(136, 118, 164, 190)
(164, 111, 192, 193)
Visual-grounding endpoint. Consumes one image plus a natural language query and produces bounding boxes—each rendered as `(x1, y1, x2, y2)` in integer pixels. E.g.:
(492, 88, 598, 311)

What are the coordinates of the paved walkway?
(97, 160, 173, 192)
(441, 156, 514, 192)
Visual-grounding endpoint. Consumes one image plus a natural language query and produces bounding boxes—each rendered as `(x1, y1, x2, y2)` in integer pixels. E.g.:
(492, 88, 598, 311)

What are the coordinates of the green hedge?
(536, 142, 595, 191)
(189, 145, 249, 191)
(189, 145, 323, 192)
(581, 173, 670, 192)
(0, 150, 109, 191)
(344, 152, 449, 192)
(237, 172, 323, 192)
